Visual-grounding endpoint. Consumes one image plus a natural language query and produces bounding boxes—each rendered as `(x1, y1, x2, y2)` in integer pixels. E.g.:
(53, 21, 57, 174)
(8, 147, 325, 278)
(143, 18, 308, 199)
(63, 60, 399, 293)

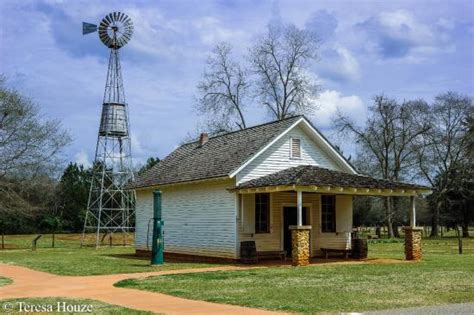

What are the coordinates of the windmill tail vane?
(82, 22, 97, 35)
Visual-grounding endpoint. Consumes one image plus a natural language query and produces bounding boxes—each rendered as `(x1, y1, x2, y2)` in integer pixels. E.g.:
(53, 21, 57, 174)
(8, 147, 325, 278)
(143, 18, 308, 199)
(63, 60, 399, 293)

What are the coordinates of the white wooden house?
(131, 116, 430, 264)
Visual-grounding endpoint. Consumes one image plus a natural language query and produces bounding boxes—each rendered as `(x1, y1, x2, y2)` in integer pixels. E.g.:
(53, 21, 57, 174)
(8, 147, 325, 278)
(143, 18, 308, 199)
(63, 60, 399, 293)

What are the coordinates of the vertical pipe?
(151, 190, 164, 265)
(297, 190, 303, 226)
(410, 196, 416, 228)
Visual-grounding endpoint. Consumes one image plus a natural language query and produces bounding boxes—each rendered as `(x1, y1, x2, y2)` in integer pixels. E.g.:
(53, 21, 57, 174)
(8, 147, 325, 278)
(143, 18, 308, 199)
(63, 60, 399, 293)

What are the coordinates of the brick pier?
(403, 227, 423, 260)
(289, 225, 311, 266)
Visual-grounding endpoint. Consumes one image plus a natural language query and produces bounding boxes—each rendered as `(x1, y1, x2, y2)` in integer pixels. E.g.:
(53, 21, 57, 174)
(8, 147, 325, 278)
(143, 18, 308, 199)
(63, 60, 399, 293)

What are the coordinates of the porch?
(233, 165, 431, 266)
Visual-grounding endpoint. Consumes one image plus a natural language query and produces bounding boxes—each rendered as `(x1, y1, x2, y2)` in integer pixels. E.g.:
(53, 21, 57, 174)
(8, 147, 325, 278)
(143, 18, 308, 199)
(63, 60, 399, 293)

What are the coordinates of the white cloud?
(74, 150, 92, 168)
(335, 46, 360, 81)
(310, 90, 365, 129)
(318, 45, 361, 83)
(357, 9, 455, 62)
(131, 134, 145, 156)
(436, 18, 455, 30)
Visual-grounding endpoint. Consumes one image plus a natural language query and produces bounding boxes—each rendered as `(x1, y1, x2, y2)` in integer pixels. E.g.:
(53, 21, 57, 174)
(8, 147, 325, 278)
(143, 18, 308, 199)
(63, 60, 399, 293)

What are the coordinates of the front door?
(283, 207, 309, 256)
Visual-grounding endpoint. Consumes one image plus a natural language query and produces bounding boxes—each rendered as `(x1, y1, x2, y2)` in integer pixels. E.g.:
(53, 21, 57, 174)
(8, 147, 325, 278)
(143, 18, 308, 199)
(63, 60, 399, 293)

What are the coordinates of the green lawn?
(1, 233, 134, 249)
(0, 277, 12, 287)
(117, 238, 474, 314)
(0, 234, 216, 276)
(0, 298, 153, 314)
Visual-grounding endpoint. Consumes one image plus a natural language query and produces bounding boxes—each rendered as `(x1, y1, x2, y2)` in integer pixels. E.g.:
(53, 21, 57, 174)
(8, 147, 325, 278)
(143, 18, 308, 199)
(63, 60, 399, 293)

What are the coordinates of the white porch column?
(409, 196, 416, 228)
(297, 190, 303, 226)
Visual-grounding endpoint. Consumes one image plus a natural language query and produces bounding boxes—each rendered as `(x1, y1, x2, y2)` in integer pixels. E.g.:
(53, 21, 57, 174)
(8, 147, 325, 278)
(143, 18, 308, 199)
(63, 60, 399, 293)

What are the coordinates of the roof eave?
(130, 175, 232, 191)
(231, 184, 431, 196)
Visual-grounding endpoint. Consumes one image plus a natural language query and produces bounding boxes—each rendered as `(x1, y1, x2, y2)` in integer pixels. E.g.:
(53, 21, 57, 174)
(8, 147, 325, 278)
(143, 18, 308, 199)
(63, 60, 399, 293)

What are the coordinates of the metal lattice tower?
(81, 12, 136, 248)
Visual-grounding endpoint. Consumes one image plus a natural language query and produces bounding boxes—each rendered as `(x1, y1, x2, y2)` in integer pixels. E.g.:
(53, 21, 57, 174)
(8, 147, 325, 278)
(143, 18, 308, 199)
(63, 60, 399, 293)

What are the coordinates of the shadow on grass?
(104, 253, 150, 261)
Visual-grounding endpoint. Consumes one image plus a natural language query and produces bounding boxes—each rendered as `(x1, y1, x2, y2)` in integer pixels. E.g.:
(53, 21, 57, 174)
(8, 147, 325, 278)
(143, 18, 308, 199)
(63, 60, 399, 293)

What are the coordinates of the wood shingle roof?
(236, 165, 431, 191)
(131, 116, 302, 189)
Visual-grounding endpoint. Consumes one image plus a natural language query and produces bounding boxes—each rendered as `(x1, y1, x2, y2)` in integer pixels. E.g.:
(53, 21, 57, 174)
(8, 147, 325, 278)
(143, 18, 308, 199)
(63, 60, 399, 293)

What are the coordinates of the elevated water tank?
(99, 102, 128, 137)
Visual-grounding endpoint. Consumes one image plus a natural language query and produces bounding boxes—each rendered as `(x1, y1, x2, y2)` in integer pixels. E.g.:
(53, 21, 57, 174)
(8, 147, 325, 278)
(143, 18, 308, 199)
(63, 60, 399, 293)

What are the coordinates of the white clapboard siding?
(315, 195, 353, 253)
(238, 192, 320, 256)
(241, 194, 255, 234)
(135, 179, 238, 259)
(236, 125, 343, 185)
(317, 233, 352, 250)
(237, 192, 353, 257)
(135, 189, 154, 250)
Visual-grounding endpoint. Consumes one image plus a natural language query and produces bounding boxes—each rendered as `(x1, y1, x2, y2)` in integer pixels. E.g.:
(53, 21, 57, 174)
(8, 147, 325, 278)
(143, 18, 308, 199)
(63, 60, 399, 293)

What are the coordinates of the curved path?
(0, 264, 286, 315)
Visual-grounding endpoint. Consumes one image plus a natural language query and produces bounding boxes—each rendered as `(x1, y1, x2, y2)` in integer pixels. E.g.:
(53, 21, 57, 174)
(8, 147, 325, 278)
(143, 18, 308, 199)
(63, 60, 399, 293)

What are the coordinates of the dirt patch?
(0, 244, 19, 249)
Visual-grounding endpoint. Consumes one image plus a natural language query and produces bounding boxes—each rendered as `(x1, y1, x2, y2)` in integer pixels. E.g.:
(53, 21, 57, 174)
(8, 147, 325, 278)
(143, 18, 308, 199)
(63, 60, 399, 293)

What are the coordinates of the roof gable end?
(229, 116, 357, 179)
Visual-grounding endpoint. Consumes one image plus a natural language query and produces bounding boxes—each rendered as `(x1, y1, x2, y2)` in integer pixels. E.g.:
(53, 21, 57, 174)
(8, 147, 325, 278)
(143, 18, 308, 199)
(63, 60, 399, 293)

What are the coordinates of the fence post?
(457, 226, 463, 254)
(32, 234, 43, 251)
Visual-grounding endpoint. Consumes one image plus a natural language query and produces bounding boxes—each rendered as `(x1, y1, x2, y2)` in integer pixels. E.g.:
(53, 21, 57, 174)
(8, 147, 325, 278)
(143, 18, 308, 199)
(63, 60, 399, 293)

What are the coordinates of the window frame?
(321, 195, 336, 233)
(255, 193, 270, 234)
(290, 137, 302, 159)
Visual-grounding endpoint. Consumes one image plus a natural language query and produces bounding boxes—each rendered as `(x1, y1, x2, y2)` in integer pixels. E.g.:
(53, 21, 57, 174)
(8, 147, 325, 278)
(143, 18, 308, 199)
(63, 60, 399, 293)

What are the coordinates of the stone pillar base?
(289, 225, 311, 266)
(403, 227, 423, 261)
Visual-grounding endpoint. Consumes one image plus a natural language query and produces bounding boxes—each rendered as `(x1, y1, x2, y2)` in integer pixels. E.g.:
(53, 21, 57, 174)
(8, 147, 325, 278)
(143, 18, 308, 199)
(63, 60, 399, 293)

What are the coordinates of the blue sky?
(1, 0, 473, 167)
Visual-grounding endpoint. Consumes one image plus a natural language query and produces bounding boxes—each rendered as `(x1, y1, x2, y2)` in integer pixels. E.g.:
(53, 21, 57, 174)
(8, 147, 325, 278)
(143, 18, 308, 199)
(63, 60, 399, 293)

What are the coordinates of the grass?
(0, 298, 153, 314)
(0, 277, 12, 287)
(117, 238, 474, 314)
(0, 234, 217, 276)
(1, 233, 135, 249)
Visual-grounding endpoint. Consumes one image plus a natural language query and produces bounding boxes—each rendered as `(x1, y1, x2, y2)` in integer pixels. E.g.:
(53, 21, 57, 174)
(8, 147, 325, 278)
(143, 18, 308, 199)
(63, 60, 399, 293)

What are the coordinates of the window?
(321, 195, 336, 233)
(291, 138, 301, 159)
(255, 193, 270, 233)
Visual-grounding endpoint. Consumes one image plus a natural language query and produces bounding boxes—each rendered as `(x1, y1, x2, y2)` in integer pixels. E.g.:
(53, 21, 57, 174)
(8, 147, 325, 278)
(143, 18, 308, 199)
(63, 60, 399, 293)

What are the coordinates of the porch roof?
(234, 165, 431, 196)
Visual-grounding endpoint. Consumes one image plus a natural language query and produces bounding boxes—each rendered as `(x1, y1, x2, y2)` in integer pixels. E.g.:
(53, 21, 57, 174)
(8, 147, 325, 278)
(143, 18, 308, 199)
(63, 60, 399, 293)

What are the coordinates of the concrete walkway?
(365, 303, 474, 315)
(0, 264, 284, 315)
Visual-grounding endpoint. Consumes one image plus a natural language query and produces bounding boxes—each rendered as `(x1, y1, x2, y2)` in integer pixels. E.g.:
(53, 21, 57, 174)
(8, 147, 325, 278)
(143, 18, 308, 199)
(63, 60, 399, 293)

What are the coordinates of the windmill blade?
(118, 12, 125, 22)
(105, 13, 113, 24)
(82, 22, 98, 35)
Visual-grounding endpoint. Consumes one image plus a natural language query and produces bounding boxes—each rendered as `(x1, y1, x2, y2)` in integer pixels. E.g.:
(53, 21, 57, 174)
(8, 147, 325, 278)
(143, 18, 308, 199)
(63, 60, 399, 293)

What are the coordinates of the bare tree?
(0, 79, 70, 215)
(414, 92, 472, 237)
(250, 24, 320, 120)
(336, 95, 430, 237)
(197, 43, 248, 132)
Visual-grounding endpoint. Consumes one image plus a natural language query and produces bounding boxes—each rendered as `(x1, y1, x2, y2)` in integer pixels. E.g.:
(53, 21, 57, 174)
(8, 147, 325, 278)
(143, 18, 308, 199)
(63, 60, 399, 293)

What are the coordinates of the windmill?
(81, 12, 136, 248)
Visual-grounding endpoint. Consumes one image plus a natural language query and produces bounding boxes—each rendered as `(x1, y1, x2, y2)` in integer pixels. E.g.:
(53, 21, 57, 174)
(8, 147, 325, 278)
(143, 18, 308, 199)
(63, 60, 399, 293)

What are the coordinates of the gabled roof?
(235, 165, 431, 194)
(131, 116, 304, 189)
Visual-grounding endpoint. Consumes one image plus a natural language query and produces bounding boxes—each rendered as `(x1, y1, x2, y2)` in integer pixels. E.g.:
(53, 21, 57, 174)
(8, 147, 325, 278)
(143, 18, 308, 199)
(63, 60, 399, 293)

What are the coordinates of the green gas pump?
(151, 190, 164, 265)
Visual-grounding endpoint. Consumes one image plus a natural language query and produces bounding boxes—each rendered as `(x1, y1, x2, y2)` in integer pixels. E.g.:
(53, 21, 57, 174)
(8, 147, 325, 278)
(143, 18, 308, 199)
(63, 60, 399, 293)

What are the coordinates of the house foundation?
(289, 225, 311, 266)
(403, 227, 423, 260)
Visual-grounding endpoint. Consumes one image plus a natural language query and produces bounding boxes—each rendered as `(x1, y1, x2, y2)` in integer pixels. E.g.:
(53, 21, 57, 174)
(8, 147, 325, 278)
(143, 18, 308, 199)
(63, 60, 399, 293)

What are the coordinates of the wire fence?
(0, 233, 135, 250)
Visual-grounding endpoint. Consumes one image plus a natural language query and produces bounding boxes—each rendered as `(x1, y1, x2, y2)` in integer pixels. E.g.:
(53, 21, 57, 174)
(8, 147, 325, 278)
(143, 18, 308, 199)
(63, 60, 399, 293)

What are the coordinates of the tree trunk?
(456, 226, 463, 254)
(462, 224, 469, 238)
(430, 203, 440, 237)
(391, 197, 400, 237)
(384, 197, 395, 238)
(52, 232, 55, 248)
(462, 202, 470, 237)
(393, 223, 400, 238)
(1, 231, 4, 250)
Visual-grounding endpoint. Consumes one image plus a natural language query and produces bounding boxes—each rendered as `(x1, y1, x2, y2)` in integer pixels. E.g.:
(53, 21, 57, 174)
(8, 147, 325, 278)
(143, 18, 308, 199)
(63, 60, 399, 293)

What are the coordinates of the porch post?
(289, 190, 311, 266)
(404, 195, 422, 261)
(409, 196, 416, 228)
(297, 190, 303, 226)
